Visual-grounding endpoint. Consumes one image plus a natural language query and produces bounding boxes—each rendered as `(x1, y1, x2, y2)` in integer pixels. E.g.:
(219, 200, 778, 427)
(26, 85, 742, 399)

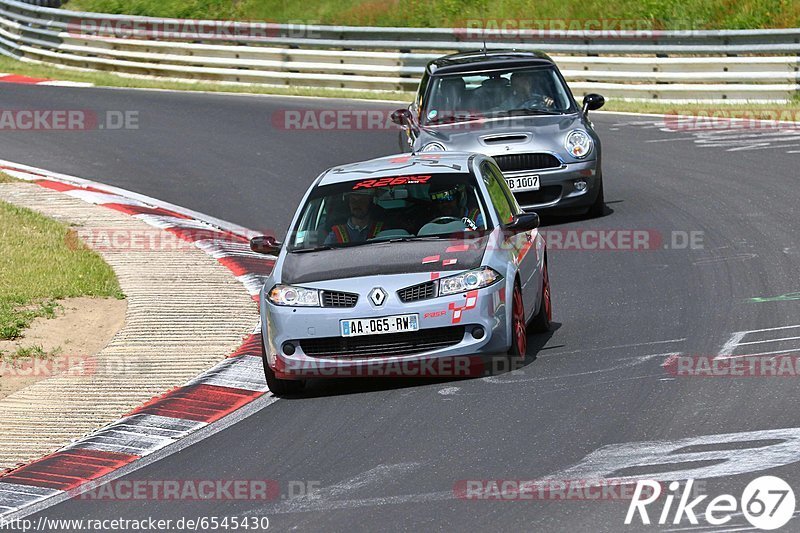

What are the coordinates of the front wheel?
(586, 179, 605, 218)
(530, 261, 552, 333)
(261, 336, 304, 396)
(507, 283, 528, 357)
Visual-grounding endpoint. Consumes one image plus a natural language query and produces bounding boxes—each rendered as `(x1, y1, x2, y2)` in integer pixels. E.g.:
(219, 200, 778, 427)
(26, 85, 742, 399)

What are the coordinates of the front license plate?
(340, 314, 419, 337)
(506, 175, 540, 192)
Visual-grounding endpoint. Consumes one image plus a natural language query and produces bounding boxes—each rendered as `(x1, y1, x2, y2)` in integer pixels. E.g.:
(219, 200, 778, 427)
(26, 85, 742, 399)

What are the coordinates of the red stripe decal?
(445, 244, 469, 253)
(422, 255, 440, 264)
(517, 240, 534, 263)
(128, 384, 263, 423)
(0, 74, 50, 84)
(0, 449, 138, 491)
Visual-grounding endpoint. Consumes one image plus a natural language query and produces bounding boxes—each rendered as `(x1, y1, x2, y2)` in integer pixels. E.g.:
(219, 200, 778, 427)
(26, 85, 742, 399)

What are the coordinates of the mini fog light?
(472, 327, 485, 340)
(282, 342, 296, 356)
(574, 179, 588, 192)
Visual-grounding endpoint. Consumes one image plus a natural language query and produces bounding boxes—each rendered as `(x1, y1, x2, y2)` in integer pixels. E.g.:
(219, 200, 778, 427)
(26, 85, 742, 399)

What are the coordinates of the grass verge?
(0, 200, 124, 341)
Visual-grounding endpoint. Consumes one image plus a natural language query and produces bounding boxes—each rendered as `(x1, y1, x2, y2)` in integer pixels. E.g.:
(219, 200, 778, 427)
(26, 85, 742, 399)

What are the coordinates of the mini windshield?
(422, 66, 573, 125)
(288, 172, 490, 252)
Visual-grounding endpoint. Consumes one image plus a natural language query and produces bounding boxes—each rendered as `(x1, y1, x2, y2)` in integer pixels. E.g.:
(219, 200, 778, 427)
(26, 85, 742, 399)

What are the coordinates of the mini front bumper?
(508, 159, 600, 212)
(261, 277, 511, 379)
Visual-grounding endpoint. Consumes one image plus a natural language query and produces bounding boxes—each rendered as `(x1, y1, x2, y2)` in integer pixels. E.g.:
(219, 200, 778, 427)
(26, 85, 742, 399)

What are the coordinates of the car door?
(481, 161, 539, 315)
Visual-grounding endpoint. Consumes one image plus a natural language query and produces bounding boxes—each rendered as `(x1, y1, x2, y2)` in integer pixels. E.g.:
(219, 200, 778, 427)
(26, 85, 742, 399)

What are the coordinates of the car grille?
(493, 153, 561, 172)
(321, 290, 358, 308)
(300, 326, 465, 358)
(397, 281, 437, 303)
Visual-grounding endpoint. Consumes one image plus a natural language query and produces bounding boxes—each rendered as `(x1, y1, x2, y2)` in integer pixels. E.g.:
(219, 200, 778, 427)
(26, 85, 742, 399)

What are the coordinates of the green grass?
(0, 201, 124, 340)
(0, 344, 61, 364)
(64, 0, 800, 29)
(0, 171, 20, 183)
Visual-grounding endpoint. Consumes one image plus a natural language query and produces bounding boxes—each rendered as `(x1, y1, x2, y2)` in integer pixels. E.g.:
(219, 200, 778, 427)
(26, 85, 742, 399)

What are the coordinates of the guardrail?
(1, 0, 799, 101)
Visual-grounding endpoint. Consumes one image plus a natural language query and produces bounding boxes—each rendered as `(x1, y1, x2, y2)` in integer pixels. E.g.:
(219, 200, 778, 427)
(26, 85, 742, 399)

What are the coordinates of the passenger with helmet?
(324, 189, 384, 245)
(427, 182, 484, 230)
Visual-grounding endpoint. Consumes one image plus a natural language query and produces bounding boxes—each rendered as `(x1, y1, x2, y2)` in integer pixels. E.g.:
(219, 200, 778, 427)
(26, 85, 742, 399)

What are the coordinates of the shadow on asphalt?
(279, 323, 560, 399)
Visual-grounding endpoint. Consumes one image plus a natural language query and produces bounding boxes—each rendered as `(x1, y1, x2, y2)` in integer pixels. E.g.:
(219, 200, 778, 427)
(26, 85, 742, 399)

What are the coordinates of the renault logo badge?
(369, 287, 387, 306)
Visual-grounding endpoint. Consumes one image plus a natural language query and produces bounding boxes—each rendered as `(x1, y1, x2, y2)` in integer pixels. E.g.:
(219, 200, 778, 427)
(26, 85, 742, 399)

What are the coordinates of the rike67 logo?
(625, 476, 796, 530)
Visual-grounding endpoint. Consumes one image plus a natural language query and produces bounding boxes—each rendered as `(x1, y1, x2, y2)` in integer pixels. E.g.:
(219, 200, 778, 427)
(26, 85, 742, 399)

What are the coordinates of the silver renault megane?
(250, 152, 552, 394)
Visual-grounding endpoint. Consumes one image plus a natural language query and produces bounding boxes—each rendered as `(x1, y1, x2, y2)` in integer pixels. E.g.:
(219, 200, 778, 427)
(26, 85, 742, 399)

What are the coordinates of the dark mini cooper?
(392, 50, 606, 217)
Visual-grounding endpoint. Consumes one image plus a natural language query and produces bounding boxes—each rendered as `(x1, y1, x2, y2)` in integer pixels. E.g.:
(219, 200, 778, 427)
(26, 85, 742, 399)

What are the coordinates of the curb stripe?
(128, 384, 264, 424)
(0, 450, 139, 491)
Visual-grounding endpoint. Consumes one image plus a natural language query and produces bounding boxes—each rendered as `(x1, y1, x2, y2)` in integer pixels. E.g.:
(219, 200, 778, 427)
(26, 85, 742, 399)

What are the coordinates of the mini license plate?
(506, 175, 540, 192)
(340, 314, 419, 337)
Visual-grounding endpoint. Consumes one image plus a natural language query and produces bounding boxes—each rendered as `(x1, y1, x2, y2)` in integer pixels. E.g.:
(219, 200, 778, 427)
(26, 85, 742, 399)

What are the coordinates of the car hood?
(280, 236, 489, 284)
(416, 113, 587, 155)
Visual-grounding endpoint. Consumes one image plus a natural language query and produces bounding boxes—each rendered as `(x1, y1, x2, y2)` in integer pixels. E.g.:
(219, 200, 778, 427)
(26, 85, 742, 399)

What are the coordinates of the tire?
(530, 260, 552, 333)
(261, 335, 304, 396)
(507, 282, 528, 357)
(586, 179, 605, 218)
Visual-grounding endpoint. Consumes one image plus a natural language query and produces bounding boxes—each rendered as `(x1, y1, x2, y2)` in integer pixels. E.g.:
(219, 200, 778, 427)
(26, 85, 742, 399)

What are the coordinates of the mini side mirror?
(582, 93, 605, 113)
(390, 108, 412, 126)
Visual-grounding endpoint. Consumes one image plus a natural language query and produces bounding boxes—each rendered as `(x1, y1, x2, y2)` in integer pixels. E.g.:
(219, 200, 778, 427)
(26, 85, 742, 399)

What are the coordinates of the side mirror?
(582, 93, 605, 113)
(250, 235, 281, 255)
(505, 212, 540, 233)
(390, 108, 412, 126)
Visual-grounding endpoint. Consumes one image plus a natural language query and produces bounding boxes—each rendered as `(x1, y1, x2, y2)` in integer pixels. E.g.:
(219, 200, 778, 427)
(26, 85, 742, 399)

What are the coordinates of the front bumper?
(261, 275, 511, 379)
(507, 159, 600, 213)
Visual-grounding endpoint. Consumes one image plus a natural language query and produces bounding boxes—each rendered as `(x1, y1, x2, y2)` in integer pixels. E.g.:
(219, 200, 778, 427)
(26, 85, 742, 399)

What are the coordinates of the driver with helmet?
(428, 182, 484, 230)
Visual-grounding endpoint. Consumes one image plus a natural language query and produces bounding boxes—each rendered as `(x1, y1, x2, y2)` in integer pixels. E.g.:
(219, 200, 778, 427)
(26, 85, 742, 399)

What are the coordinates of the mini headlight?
(268, 284, 320, 306)
(421, 142, 446, 152)
(439, 267, 502, 296)
(565, 130, 593, 159)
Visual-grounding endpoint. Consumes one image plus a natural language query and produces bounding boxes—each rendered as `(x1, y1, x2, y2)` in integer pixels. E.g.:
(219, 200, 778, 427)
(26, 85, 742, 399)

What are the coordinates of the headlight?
(268, 284, 320, 306)
(421, 142, 446, 152)
(439, 267, 502, 296)
(565, 130, 593, 159)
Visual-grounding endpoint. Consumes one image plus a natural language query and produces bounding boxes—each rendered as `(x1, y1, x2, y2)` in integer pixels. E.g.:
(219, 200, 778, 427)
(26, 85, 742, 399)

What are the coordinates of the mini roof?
(426, 50, 555, 76)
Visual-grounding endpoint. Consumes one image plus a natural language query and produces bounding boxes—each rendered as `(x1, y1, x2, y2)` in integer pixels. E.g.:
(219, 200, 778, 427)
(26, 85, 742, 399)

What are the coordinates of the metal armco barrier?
(1, 0, 799, 101)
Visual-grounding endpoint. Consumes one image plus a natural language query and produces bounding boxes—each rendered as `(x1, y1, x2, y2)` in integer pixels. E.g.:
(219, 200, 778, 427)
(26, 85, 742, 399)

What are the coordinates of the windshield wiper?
(289, 244, 339, 253)
(495, 108, 564, 116)
(426, 113, 482, 125)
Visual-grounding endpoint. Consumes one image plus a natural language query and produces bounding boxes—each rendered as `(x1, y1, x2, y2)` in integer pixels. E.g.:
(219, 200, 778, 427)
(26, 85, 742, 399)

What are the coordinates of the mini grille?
(321, 291, 358, 308)
(397, 281, 437, 303)
(493, 153, 561, 172)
